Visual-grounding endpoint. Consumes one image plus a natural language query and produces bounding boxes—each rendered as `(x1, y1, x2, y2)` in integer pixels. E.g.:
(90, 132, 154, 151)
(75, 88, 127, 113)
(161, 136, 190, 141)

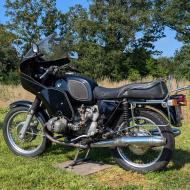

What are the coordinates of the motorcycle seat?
(94, 80, 168, 100)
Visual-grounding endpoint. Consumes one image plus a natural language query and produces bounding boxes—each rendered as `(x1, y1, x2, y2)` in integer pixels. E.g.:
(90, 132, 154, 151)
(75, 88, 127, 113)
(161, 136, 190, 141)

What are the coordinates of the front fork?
(19, 97, 41, 140)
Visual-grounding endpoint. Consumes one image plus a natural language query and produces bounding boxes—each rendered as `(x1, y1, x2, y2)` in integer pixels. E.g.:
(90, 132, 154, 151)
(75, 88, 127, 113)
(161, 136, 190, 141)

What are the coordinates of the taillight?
(170, 94, 187, 106)
(176, 95, 187, 106)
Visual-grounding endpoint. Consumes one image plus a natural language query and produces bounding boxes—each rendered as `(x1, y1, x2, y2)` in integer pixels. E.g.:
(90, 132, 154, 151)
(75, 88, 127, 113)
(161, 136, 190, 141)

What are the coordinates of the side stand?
(65, 148, 91, 169)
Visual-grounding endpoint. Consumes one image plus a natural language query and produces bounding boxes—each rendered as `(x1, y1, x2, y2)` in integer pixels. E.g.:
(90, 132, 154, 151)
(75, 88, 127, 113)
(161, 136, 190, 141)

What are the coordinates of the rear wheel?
(112, 110, 175, 173)
(3, 106, 48, 157)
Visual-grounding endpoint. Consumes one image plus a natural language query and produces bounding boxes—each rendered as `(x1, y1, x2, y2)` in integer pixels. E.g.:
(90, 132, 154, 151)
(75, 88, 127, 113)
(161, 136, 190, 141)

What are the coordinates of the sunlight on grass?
(0, 109, 190, 189)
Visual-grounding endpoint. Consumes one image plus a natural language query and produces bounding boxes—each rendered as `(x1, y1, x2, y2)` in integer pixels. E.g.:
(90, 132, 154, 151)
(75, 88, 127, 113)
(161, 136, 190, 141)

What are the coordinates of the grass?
(0, 108, 190, 190)
(0, 80, 190, 189)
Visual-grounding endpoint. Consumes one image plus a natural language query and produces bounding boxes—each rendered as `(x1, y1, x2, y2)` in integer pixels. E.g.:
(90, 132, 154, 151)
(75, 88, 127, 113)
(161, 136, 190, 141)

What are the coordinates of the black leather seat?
(94, 80, 168, 100)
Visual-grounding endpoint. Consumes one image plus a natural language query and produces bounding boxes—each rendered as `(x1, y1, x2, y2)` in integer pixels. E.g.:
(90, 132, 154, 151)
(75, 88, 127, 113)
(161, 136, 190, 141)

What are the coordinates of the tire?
(112, 109, 175, 173)
(3, 106, 49, 157)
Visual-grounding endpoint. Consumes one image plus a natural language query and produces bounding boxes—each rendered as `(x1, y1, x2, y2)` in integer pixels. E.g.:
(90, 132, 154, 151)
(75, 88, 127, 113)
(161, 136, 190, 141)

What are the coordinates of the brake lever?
(39, 69, 49, 79)
(40, 66, 58, 79)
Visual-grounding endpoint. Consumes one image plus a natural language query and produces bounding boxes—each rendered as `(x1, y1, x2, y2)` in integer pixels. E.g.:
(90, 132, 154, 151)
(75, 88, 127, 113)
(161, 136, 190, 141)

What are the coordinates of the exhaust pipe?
(91, 136, 166, 148)
(172, 128, 181, 137)
(150, 128, 181, 137)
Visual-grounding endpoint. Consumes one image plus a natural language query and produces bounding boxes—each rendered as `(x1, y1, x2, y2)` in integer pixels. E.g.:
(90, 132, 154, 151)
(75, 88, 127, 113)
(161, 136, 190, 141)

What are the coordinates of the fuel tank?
(55, 74, 98, 104)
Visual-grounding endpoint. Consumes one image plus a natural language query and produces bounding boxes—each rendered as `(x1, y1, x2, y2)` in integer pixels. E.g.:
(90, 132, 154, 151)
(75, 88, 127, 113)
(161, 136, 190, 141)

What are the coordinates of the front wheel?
(112, 110, 175, 173)
(3, 106, 48, 157)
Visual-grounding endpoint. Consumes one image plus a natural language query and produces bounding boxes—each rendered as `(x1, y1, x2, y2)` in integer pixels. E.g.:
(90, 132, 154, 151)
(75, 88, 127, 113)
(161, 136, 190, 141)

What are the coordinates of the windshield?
(24, 33, 69, 61)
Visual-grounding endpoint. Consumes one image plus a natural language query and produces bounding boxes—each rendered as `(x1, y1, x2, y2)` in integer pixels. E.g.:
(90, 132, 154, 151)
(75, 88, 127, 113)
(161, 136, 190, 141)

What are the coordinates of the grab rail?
(171, 85, 190, 93)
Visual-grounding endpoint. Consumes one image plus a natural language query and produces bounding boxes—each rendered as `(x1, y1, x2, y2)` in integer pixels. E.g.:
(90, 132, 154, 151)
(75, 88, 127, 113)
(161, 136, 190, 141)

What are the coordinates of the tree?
(173, 45, 190, 80)
(5, 0, 65, 55)
(62, 1, 165, 80)
(152, 0, 190, 80)
(4, 0, 187, 82)
(0, 24, 19, 84)
(154, 0, 190, 43)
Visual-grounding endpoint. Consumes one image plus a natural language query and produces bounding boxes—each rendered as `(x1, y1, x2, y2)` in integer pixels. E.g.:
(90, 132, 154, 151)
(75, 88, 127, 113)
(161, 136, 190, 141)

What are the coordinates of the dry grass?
(0, 79, 189, 121)
(99, 78, 189, 91)
(93, 167, 146, 189)
(0, 84, 34, 108)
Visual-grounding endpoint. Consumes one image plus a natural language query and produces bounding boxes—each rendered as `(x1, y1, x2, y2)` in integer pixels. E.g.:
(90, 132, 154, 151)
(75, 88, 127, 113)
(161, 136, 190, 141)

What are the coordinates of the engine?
(46, 105, 99, 136)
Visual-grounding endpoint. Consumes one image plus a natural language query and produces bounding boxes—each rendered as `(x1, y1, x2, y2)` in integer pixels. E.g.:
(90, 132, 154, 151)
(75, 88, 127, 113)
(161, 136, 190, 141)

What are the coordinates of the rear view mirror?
(68, 51, 79, 60)
(32, 43, 39, 54)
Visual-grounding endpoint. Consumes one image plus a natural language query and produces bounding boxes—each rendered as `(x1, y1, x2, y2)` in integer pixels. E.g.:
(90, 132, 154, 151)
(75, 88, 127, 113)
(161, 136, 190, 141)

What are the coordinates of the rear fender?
(145, 105, 178, 127)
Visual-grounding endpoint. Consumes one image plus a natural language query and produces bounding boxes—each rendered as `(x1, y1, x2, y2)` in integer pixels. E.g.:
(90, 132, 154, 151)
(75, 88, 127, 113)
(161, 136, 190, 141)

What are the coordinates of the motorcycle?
(2, 34, 188, 173)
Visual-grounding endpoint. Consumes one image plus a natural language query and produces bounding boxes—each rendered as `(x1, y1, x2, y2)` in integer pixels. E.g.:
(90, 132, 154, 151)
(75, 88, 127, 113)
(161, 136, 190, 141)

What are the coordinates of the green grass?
(0, 108, 190, 190)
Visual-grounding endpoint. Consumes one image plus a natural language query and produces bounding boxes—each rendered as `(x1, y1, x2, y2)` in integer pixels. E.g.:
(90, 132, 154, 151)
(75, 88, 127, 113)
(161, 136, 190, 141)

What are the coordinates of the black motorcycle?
(3, 34, 187, 173)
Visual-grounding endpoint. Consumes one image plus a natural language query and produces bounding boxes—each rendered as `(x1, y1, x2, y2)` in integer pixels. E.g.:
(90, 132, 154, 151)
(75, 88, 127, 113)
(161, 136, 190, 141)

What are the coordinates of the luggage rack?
(128, 95, 171, 126)
(128, 83, 190, 128)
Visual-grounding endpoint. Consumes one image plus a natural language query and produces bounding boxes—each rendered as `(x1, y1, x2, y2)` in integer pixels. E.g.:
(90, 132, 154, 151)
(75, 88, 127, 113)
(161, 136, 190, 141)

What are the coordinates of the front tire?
(112, 110, 175, 173)
(3, 106, 48, 157)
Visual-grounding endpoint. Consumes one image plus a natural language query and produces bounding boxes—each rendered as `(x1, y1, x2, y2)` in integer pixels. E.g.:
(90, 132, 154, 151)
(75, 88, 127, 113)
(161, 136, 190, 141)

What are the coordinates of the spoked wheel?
(3, 106, 48, 157)
(112, 110, 175, 173)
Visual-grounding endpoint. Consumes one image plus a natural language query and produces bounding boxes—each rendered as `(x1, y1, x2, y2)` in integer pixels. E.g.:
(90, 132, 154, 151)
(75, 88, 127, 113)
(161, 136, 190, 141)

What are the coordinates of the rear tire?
(112, 110, 175, 173)
(3, 106, 48, 157)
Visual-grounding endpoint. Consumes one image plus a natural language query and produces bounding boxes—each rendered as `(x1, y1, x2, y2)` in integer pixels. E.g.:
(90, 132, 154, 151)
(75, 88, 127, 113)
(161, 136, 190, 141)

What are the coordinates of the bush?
(128, 69, 141, 81)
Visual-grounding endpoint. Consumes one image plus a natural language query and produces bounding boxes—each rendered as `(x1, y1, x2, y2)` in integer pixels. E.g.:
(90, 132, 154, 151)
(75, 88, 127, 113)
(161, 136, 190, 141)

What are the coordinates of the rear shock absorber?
(122, 99, 129, 126)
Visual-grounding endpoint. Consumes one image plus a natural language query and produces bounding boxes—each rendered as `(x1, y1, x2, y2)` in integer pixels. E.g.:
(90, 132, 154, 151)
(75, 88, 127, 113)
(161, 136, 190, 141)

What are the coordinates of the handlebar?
(39, 64, 79, 80)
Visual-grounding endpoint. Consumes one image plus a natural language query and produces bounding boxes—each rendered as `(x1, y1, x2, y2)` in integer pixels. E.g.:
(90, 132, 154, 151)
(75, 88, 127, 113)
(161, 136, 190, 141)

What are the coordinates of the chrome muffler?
(91, 136, 166, 148)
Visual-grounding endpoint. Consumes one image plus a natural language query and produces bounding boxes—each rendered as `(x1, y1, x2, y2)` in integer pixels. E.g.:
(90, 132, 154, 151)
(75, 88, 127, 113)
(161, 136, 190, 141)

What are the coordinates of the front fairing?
(23, 34, 69, 61)
(20, 33, 70, 74)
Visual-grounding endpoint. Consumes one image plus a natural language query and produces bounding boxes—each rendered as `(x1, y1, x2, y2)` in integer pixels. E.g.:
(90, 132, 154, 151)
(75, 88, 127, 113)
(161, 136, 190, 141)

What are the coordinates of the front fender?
(10, 100, 32, 109)
(9, 100, 49, 122)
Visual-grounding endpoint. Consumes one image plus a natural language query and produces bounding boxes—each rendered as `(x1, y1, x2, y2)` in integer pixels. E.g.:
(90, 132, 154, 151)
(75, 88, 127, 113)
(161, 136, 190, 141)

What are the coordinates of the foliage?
(173, 45, 190, 80)
(154, 0, 190, 43)
(146, 57, 171, 79)
(0, 24, 19, 84)
(61, 1, 166, 80)
(1, 0, 189, 83)
(5, 0, 65, 54)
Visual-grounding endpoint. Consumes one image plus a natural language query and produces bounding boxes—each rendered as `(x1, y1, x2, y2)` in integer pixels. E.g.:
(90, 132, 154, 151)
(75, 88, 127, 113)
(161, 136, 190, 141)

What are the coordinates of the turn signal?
(167, 99, 177, 106)
(169, 94, 187, 106)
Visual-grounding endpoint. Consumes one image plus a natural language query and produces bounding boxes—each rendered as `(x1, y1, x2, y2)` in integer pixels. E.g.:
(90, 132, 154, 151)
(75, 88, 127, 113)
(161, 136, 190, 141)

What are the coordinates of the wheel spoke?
(7, 110, 44, 153)
(117, 116, 164, 168)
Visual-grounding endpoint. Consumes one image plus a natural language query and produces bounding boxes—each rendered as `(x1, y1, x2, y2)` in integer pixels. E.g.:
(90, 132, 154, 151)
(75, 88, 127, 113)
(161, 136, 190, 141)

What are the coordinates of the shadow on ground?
(47, 144, 115, 165)
(168, 148, 190, 170)
(48, 144, 190, 170)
